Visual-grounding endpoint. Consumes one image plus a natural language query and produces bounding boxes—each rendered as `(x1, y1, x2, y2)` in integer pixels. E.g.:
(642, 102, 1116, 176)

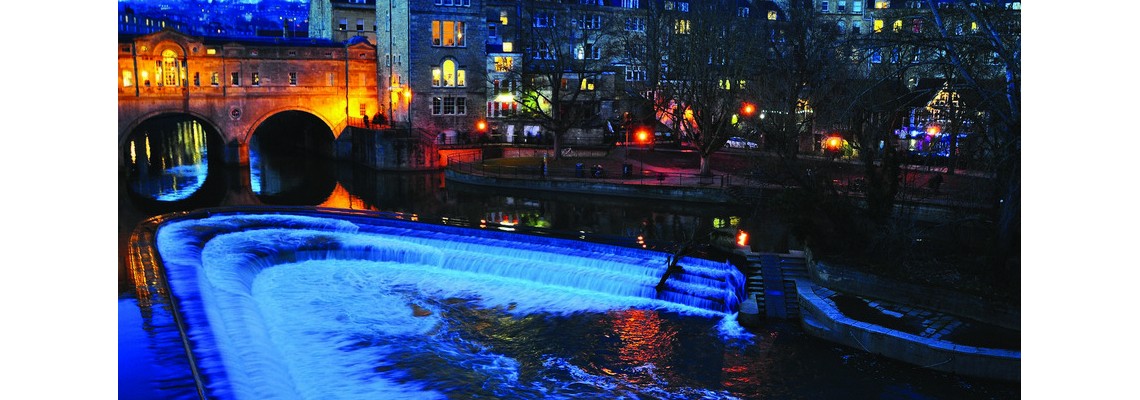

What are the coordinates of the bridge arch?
(248, 109, 340, 160)
(242, 105, 343, 145)
(119, 109, 223, 148)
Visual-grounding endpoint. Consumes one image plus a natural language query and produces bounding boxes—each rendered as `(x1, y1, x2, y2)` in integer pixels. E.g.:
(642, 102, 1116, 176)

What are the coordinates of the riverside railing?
(445, 153, 747, 188)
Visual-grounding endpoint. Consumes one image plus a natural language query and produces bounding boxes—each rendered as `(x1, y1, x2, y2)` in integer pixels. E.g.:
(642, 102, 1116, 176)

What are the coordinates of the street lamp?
(635, 128, 651, 175)
(740, 102, 756, 116)
(824, 135, 843, 159)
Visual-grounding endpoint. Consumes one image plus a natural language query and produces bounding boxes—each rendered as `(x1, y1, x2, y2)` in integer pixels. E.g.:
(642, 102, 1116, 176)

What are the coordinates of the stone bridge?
(117, 28, 384, 167)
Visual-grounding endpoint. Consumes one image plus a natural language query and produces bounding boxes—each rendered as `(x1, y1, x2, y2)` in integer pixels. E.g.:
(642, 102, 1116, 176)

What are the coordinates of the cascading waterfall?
(155, 211, 748, 400)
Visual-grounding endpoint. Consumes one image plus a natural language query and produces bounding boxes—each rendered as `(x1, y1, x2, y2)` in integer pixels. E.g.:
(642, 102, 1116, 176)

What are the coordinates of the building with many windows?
(124, 0, 1016, 159)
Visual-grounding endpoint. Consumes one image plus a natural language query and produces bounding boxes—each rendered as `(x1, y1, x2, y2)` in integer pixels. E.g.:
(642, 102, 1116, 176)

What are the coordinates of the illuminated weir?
(154, 210, 747, 399)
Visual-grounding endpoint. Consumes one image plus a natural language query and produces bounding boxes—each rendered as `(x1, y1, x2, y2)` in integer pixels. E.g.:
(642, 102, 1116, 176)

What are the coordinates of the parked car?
(725, 137, 759, 149)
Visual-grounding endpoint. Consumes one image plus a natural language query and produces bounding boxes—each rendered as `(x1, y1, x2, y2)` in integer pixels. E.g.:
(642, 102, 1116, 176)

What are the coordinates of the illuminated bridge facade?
(117, 28, 408, 167)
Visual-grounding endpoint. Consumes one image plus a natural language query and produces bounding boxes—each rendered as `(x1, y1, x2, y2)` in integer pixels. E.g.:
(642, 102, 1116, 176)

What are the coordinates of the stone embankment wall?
(798, 288, 1021, 381)
(444, 169, 732, 203)
(804, 248, 1019, 330)
(796, 247, 1020, 381)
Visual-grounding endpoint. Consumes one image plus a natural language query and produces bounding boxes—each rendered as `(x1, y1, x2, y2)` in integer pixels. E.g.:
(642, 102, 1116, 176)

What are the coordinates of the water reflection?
(125, 119, 209, 201)
(119, 155, 1021, 400)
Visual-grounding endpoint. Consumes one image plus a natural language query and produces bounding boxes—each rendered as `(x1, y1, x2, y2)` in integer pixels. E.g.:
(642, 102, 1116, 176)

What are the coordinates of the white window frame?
(625, 65, 646, 82)
(626, 17, 645, 32)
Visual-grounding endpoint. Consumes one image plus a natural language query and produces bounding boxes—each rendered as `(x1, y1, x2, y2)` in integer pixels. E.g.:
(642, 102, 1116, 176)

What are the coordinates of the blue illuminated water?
(156, 212, 750, 399)
(120, 125, 1020, 399)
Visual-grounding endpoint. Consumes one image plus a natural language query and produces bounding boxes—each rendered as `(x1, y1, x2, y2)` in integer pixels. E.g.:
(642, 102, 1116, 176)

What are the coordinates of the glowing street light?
(825, 136, 842, 151)
(741, 102, 756, 116)
(635, 129, 650, 144)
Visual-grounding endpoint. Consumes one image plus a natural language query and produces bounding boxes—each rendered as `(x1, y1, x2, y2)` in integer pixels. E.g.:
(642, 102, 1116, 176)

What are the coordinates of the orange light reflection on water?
(607, 309, 676, 367)
(318, 183, 379, 211)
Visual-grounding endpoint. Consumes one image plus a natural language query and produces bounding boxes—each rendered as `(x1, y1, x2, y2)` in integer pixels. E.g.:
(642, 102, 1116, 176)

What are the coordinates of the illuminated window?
(675, 19, 690, 34)
(211, 72, 219, 86)
(434, 59, 466, 87)
(206, 48, 217, 55)
(853, 1, 862, 12)
(500, 11, 509, 25)
(494, 56, 513, 72)
(678, 2, 688, 12)
(161, 49, 181, 86)
(893, 20, 902, 32)
(432, 20, 466, 47)
(251, 73, 260, 86)
(768, 11, 777, 20)
(875, 1, 889, 9)
(122, 71, 133, 87)
(873, 19, 884, 33)
(576, 43, 601, 60)
(622, 0, 639, 8)
(487, 101, 518, 118)
(503, 42, 513, 52)
(289, 72, 297, 86)
(580, 78, 595, 91)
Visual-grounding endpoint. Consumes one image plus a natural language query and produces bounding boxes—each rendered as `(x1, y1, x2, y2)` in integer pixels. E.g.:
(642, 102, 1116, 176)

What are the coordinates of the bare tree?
(629, 0, 766, 176)
(848, 1, 1020, 274)
(505, 1, 627, 159)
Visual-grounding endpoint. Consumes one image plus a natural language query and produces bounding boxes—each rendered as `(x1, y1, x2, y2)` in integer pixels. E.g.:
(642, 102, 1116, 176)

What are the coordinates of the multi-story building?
(309, 1, 380, 45)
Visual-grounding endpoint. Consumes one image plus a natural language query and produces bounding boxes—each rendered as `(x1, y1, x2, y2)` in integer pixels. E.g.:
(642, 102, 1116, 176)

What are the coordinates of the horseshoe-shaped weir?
(152, 209, 747, 399)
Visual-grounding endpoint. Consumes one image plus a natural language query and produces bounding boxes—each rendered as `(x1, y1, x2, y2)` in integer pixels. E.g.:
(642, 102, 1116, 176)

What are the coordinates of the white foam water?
(155, 212, 749, 399)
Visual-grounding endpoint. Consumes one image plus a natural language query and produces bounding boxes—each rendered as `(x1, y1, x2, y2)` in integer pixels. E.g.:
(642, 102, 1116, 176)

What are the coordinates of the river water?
(117, 122, 1020, 399)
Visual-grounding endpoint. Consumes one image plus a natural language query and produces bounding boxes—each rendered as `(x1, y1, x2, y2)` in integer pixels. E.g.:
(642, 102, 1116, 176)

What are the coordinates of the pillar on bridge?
(223, 140, 250, 166)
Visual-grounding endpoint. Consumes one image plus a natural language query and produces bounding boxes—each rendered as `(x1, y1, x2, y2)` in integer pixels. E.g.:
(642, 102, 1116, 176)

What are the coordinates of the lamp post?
(635, 128, 650, 174)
